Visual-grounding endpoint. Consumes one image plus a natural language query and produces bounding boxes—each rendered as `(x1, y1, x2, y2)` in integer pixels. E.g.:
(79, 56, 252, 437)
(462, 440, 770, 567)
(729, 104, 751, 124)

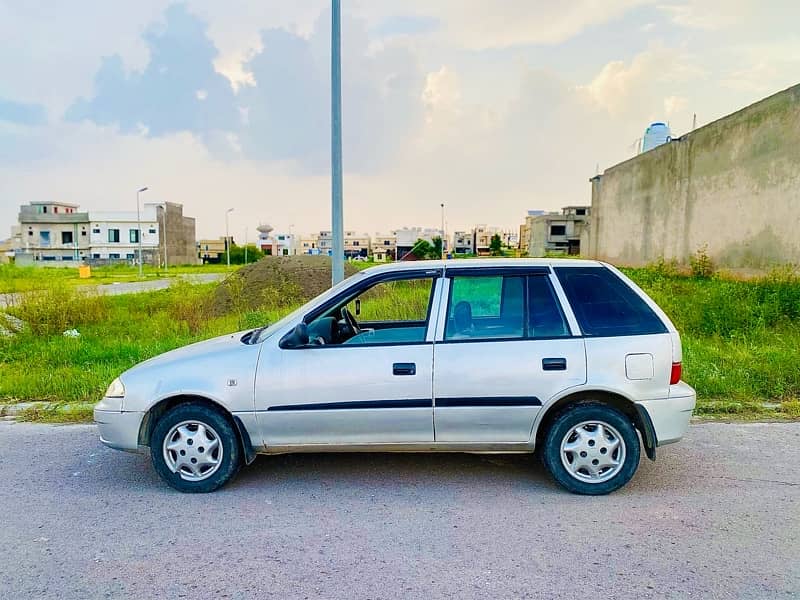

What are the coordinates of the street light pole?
(159, 203, 168, 273)
(136, 187, 148, 278)
(440, 203, 446, 260)
(331, 0, 344, 285)
(225, 208, 234, 269)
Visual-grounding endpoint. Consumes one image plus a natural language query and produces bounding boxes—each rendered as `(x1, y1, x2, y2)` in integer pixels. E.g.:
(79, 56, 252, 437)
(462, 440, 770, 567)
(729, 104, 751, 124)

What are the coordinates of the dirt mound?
(211, 255, 358, 316)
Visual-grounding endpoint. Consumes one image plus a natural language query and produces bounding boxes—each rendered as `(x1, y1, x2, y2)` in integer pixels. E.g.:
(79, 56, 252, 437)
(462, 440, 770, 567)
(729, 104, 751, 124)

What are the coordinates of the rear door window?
(554, 267, 666, 336)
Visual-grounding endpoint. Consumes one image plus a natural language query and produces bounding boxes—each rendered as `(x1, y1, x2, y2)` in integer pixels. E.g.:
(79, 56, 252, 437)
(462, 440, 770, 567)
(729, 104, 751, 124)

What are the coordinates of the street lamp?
(136, 186, 148, 278)
(225, 208, 234, 269)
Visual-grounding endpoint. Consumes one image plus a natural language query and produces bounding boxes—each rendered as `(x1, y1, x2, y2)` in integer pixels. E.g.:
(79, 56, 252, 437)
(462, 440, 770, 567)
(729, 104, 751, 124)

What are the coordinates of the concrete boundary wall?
(588, 83, 800, 268)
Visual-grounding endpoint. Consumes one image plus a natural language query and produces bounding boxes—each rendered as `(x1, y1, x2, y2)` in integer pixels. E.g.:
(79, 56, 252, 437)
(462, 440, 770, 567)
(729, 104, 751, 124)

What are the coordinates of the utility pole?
(440, 203, 446, 260)
(160, 203, 168, 273)
(244, 228, 248, 264)
(136, 187, 148, 278)
(225, 208, 234, 269)
(331, 0, 344, 285)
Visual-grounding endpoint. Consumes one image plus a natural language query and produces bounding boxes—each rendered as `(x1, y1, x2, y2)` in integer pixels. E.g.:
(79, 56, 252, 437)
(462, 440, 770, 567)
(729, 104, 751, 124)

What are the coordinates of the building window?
(550, 225, 566, 236)
(148, 228, 156, 234)
(109, 253, 120, 259)
(42, 206, 48, 214)
(576, 208, 586, 216)
(126, 253, 135, 259)
(92, 254, 100, 259)
(61, 231, 73, 244)
(28, 230, 33, 236)
(92, 228, 101, 234)
(108, 229, 120, 243)
(353, 241, 359, 246)
(81, 230, 87, 236)
(129, 229, 140, 243)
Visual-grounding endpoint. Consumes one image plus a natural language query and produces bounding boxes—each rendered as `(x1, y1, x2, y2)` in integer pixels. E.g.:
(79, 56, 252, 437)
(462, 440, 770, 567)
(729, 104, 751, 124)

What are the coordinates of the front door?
(254, 272, 441, 447)
(433, 270, 586, 443)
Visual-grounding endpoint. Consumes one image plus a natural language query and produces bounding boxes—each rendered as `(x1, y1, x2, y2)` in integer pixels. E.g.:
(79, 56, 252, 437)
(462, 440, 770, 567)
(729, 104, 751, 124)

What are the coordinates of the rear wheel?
(151, 403, 241, 493)
(542, 403, 640, 495)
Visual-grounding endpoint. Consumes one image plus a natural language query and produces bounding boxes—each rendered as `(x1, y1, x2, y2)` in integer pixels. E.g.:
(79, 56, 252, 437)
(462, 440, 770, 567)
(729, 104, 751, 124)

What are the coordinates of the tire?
(150, 403, 242, 493)
(541, 403, 640, 495)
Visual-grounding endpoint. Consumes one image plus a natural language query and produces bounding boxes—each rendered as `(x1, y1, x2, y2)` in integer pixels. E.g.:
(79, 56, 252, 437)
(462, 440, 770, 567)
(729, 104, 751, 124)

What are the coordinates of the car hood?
(124, 330, 251, 375)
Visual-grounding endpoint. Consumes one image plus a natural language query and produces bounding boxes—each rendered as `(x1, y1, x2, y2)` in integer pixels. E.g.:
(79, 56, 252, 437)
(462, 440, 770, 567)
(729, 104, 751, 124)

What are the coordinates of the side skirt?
(256, 442, 534, 455)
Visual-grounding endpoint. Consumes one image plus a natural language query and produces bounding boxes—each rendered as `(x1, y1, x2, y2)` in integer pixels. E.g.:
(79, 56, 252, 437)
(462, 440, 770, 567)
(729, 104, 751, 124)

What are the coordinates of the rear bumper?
(637, 384, 696, 446)
(94, 409, 145, 453)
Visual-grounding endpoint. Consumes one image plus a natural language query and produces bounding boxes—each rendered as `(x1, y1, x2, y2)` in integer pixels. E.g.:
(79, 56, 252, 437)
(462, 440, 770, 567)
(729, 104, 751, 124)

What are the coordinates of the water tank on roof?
(642, 122, 671, 152)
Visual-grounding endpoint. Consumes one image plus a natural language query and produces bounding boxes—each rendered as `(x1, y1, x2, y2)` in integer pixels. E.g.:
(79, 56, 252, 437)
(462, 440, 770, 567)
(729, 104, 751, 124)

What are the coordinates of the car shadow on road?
(87, 438, 697, 497)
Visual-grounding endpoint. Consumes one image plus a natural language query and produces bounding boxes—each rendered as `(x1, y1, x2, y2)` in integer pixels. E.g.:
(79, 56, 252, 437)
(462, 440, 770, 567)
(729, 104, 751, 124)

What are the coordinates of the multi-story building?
(523, 206, 590, 257)
(14, 201, 197, 266)
(16, 202, 90, 264)
(472, 225, 499, 256)
(89, 207, 159, 263)
(372, 233, 397, 261)
(395, 227, 445, 259)
(314, 231, 370, 258)
(452, 231, 474, 255)
(299, 234, 320, 255)
(197, 237, 232, 264)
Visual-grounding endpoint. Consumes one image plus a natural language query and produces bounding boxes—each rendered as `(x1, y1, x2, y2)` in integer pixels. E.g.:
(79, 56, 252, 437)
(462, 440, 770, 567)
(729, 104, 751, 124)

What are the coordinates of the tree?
(227, 244, 264, 264)
(409, 237, 443, 260)
(490, 234, 503, 256)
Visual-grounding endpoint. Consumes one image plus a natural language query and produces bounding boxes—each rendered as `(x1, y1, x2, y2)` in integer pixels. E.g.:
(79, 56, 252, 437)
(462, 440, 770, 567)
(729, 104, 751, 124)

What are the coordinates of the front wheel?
(542, 403, 640, 495)
(151, 403, 242, 493)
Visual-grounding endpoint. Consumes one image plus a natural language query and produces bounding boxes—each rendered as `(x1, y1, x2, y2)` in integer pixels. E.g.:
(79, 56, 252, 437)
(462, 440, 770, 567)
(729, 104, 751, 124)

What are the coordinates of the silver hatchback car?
(95, 259, 696, 495)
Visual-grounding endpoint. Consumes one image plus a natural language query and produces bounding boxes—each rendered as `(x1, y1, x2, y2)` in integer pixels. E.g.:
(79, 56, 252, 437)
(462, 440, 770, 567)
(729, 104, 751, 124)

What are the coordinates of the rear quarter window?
(554, 266, 667, 337)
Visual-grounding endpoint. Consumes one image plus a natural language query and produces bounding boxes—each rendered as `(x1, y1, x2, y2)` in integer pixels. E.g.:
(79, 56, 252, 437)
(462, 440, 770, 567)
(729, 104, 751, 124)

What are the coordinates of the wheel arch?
(533, 390, 656, 461)
(138, 394, 257, 465)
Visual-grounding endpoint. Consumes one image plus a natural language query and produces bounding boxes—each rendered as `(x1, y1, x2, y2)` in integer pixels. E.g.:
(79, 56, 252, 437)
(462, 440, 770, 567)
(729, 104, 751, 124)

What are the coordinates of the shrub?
(690, 244, 715, 278)
(6, 283, 109, 335)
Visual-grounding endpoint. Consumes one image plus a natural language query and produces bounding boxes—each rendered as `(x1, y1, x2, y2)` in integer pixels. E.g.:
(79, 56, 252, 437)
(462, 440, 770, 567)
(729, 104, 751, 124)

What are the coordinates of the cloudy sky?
(1, 1, 798, 240)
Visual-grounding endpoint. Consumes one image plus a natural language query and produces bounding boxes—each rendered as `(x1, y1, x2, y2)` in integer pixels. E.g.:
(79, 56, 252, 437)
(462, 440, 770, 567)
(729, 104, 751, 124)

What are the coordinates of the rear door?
(432, 268, 586, 443)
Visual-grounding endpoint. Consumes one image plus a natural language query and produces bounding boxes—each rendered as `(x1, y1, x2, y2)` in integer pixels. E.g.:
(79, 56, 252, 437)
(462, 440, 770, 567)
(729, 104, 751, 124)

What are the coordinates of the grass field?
(0, 263, 238, 293)
(0, 260, 798, 422)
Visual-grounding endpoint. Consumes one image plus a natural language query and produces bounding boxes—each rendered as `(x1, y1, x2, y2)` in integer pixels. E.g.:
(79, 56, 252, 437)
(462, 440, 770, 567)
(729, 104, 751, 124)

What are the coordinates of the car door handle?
(542, 357, 567, 371)
(393, 362, 416, 376)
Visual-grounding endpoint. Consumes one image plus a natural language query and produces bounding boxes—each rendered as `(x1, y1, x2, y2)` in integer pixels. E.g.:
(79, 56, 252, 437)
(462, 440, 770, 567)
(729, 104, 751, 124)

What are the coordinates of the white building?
(395, 227, 445, 259)
(88, 207, 159, 262)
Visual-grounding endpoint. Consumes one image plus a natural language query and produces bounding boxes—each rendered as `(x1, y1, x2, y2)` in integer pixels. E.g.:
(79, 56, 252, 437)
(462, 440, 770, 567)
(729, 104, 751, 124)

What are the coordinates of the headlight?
(105, 377, 126, 398)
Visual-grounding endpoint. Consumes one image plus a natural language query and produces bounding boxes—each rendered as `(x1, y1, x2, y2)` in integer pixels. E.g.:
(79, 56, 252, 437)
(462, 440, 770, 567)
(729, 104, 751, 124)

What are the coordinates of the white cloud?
(664, 95, 688, 115)
(581, 44, 704, 115)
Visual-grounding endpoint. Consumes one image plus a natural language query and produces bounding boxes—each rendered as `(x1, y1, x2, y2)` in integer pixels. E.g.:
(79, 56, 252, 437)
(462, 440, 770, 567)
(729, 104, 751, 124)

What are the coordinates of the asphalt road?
(0, 421, 797, 600)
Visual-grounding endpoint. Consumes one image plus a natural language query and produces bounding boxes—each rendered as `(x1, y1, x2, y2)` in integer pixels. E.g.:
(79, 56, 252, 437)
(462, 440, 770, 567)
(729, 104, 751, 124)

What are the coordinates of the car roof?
(360, 257, 605, 277)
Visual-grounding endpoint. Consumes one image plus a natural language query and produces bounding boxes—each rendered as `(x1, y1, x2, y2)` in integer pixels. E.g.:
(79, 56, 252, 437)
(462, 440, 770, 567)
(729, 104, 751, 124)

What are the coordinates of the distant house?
(522, 206, 590, 257)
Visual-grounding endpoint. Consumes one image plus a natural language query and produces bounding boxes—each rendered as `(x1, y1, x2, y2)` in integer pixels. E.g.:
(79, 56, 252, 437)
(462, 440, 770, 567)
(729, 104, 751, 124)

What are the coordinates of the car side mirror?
(281, 323, 310, 348)
(355, 298, 361, 316)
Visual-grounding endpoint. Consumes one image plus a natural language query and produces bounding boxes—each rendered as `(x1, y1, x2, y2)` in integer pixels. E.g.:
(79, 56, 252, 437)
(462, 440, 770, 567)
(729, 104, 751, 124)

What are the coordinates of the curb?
(0, 401, 95, 419)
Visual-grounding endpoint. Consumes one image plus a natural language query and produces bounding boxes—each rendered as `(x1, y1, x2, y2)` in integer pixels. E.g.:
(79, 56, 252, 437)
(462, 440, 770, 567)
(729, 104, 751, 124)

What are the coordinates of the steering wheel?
(340, 307, 361, 338)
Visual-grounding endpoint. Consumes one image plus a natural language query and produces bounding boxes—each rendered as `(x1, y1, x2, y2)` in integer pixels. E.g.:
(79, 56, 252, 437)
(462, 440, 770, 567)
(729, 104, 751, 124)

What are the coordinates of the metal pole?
(161, 204, 168, 272)
(225, 208, 233, 269)
(331, 0, 344, 285)
(440, 203, 445, 260)
(244, 228, 248, 264)
(136, 187, 148, 277)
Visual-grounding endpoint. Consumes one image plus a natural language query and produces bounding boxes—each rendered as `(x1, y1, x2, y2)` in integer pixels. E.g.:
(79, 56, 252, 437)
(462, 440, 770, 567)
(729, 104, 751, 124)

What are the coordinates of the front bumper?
(637, 383, 696, 446)
(94, 409, 146, 453)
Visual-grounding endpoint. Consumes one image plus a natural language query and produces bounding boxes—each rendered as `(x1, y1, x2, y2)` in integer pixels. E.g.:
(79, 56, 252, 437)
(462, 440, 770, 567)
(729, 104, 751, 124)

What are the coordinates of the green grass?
(1, 261, 799, 422)
(0, 263, 237, 293)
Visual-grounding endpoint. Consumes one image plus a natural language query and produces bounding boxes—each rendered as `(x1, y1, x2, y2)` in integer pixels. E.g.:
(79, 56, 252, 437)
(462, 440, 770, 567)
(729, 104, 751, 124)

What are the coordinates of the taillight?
(670, 362, 682, 385)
